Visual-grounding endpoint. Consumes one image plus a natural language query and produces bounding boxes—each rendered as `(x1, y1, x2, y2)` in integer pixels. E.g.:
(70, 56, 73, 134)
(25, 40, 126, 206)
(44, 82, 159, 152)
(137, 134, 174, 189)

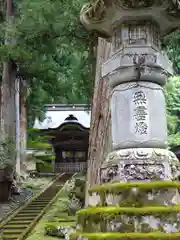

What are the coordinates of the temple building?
(33, 104, 90, 173)
(32, 104, 180, 173)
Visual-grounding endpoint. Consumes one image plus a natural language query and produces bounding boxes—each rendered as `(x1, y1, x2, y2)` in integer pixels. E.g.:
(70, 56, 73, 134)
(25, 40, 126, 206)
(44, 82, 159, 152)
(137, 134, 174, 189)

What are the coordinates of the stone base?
(98, 148, 180, 207)
(87, 148, 180, 207)
(100, 148, 180, 183)
(78, 213, 180, 233)
(73, 149, 180, 239)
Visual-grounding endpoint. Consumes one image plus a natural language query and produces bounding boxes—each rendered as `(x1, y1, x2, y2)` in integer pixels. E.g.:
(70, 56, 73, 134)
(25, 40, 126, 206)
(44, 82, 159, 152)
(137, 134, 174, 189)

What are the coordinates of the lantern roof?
(80, 0, 180, 38)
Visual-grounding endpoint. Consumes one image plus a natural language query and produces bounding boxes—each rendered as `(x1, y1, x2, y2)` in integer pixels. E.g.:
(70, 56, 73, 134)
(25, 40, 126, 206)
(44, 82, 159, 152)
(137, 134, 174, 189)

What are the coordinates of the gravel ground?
(0, 187, 36, 221)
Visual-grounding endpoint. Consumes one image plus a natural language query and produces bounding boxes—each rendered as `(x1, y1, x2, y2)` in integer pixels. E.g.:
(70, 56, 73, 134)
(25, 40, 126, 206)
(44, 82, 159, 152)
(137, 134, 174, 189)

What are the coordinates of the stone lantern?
(71, 0, 180, 238)
(80, 0, 180, 186)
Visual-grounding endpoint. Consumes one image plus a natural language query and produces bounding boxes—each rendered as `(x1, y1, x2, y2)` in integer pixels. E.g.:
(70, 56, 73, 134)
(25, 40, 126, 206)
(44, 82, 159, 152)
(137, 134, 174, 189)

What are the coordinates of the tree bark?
(1, 0, 16, 138)
(1, 63, 16, 138)
(85, 38, 112, 205)
(0, 0, 16, 201)
(20, 80, 27, 165)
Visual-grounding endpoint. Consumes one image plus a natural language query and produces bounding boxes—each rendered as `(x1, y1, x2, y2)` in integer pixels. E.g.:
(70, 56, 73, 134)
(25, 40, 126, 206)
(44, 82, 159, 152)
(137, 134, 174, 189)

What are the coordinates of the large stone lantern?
(70, 1, 180, 239)
(80, 0, 180, 186)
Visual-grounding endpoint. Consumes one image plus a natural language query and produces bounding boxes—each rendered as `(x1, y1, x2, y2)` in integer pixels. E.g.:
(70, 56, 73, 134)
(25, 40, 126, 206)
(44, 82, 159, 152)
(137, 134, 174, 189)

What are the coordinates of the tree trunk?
(1, 0, 16, 136)
(1, 63, 16, 138)
(0, 0, 16, 202)
(85, 38, 112, 205)
(20, 80, 27, 167)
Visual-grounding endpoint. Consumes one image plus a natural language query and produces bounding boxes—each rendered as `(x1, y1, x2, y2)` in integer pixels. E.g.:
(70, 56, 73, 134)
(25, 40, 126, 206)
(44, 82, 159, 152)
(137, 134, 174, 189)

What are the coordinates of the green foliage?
(168, 132, 180, 148)
(164, 31, 180, 148)
(0, 136, 16, 169)
(36, 160, 53, 173)
(27, 128, 52, 150)
(164, 30, 180, 74)
(1, 0, 94, 127)
(165, 76, 180, 147)
(28, 141, 52, 150)
(163, 31, 180, 148)
(27, 128, 55, 172)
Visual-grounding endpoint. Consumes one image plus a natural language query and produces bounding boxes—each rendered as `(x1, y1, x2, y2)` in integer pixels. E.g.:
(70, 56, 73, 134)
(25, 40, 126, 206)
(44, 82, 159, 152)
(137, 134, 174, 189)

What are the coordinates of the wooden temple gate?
(40, 114, 89, 174)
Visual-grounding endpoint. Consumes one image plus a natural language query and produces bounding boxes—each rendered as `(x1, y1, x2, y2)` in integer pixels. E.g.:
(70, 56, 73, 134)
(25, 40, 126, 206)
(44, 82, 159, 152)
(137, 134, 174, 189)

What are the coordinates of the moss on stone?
(118, 189, 150, 207)
(58, 217, 76, 222)
(72, 179, 180, 238)
(77, 206, 180, 216)
(89, 181, 180, 195)
(45, 221, 76, 229)
(70, 231, 180, 239)
(76, 205, 180, 227)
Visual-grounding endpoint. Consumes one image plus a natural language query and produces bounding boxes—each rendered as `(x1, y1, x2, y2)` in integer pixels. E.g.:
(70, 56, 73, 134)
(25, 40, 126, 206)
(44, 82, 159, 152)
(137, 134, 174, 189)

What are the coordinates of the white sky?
(33, 110, 91, 129)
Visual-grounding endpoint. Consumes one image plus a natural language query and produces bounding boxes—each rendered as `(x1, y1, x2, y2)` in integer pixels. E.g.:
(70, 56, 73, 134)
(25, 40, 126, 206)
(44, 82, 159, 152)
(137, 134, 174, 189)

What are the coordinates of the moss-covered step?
(70, 232, 180, 239)
(89, 181, 180, 194)
(72, 181, 180, 238)
(88, 181, 180, 207)
(76, 206, 180, 233)
(77, 206, 180, 216)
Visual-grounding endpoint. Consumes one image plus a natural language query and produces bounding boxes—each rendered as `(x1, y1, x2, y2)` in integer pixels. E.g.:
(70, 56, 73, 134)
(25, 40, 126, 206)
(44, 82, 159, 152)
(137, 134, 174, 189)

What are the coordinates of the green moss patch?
(26, 219, 60, 240)
(57, 217, 76, 222)
(73, 180, 180, 238)
(78, 206, 180, 216)
(35, 155, 55, 161)
(70, 232, 180, 239)
(23, 177, 53, 190)
(45, 221, 76, 229)
(36, 161, 53, 173)
(46, 215, 76, 223)
(76, 206, 180, 224)
(89, 181, 180, 195)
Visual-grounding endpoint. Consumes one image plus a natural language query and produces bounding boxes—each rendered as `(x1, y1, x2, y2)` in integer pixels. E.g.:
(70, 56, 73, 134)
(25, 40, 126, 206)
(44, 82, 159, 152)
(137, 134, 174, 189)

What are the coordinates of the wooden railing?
(55, 162, 87, 173)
